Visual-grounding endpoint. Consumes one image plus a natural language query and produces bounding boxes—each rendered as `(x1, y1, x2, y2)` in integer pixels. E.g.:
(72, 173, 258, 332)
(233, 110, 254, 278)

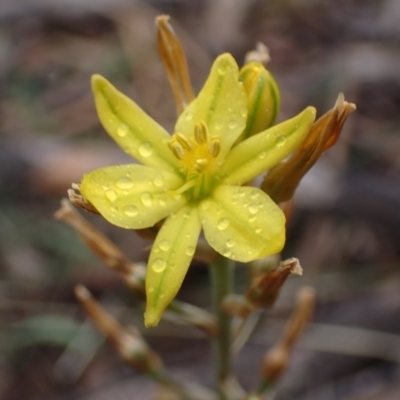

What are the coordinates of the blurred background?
(1, 0, 400, 399)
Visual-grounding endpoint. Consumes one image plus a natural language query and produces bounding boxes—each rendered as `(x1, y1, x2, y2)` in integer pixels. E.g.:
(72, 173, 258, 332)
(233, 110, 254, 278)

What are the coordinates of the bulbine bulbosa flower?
(78, 52, 316, 327)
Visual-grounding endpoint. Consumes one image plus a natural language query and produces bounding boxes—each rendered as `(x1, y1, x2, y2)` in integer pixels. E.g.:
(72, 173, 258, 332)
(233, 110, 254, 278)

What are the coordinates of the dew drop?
(259, 151, 266, 159)
(222, 249, 231, 257)
(228, 119, 237, 129)
(185, 111, 193, 121)
(117, 124, 128, 137)
(240, 106, 248, 118)
(275, 135, 286, 147)
(158, 195, 167, 206)
(186, 246, 195, 256)
(153, 174, 164, 187)
(201, 200, 210, 210)
(115, 177, 134, 190)
(159, 240, 170, 251)
(249, 204, 259, 214)
(226, 239, 235, 248)
(215, 119, 223, 130)
(218, 66, 226, 75)
(141, 192, 153, 207)
(250, 189, 260, 199)
(217, 218, 230, 231)
(255, 228, 262, 234)
(138, 142, 153, 157)
(152, 258, 166, 273)
(105, 189, 117, 202)
(123, 205, 139, 217)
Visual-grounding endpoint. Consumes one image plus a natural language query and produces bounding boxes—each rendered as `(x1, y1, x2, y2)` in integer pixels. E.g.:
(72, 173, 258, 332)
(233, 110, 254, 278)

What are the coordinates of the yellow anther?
(194, 158, 209, 173)
(194, 121, 208, 144)
(209, 137, 221, 158)
(168, 140, 185, 160)
(175, 132, 193, 151)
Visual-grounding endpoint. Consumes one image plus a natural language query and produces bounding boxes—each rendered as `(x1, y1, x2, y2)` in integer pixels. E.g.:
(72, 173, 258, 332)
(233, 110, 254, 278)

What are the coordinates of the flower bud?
(238, 61, 280, 140)
(261, 93, 356, 203)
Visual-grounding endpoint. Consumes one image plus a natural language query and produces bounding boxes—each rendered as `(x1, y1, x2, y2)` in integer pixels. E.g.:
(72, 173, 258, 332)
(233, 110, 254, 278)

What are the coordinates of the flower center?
(168, 121, 220, 199)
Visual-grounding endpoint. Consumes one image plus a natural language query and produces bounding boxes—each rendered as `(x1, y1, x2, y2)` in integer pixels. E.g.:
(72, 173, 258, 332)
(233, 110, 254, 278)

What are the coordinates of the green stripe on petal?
(92, 75, 180, 173)
(199, 185, 285, 262)
(175, 54, 247, 159)
(145, 205, 201, 327)
(80, 164, 185, 229)
(222, 107, 316, 185)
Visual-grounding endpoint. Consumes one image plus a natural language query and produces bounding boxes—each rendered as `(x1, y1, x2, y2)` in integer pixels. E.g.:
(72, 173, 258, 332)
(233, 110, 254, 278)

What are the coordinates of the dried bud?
(246, 258, 303, 311)
(238, 60, 280, 140)
(221, 294, 255, 318)
(261, 93, 356, 203)
(156, 15, 194, 115)
(55, 199, 146, 294)
(68, 185, 99, 214)
(261, 286, 316, 383)
(75, 285, 162, 372)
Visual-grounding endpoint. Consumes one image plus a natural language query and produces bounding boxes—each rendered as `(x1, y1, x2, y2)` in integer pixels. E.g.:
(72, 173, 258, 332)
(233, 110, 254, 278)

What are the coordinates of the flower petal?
(80, 164, 186, 229)
(91, 75, 180, 173)
(175, 54, 247, 158)
(222, 107, 316, 185)
(199, 185, 285, 262)
(144, 205, 201, 327)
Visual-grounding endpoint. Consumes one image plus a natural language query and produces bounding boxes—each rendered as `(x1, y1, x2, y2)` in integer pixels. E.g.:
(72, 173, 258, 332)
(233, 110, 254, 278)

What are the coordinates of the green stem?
(210, 256, 234, 398)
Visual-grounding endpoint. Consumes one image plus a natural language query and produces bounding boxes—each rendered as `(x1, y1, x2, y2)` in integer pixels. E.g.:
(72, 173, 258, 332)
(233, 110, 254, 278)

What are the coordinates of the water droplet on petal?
(228, 119, 237, 129)
(226, 239, 235, 248)
(116, 176, 134, 190)
(117, 124, 128, 137)
(123, 205, 139, 217)
(250, 189, 260, 199)
(217, 218, 230, 231)
(215, 119, 223, 130)
(141, 192, 153, 207)
(240, 107, 248, 118)
(218, 66, 226, 75)
(222, 249, 231, 257)
(153, 174, 164, 187)
(201, 200, 210, 210)
(275, 135, 287, 147)
(255, 228, 262, 234)
(159, 240, 170, 251)
(249, 204, 259, 214)
(138, 142, 153, 157)
(259, 151, 266, 159)
(186, 246, 195, 256)
(158, 195, 167, 206)
(152, 258, 166, 273)
(185, 111, 193, 121)
(105, 189, 117, 202)
(148, 285, 154, 293)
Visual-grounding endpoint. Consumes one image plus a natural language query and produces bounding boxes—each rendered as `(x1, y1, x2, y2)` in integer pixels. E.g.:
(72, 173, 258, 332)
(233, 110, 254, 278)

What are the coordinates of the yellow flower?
(80, 53, 316, 327)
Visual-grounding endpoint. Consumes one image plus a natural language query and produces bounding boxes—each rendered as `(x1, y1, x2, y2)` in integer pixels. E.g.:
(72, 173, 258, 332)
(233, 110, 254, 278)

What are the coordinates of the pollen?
(168, 121, 220, 177)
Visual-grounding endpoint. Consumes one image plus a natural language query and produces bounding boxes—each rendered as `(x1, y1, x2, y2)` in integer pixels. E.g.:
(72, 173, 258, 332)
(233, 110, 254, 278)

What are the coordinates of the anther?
(194, 158, 209, 173)
(209, 137, 221, 158)
(168, 140, 185, 160)
(175, 132, 193, 151)
(194, 121, 208, 144)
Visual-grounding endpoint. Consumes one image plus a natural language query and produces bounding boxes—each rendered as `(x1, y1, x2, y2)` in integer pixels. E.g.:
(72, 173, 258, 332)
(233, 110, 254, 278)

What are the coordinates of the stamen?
(175, 132, 193, 151)
(169, 179, 196, 196)
(194, 158, 209, 173)
(194, 121, 208, 144)
(168, 140, 185, 159)
(209, 137, 221, 158)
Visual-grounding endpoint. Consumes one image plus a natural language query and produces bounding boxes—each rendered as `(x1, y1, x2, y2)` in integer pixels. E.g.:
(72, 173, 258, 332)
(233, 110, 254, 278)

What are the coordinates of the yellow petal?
(91, 75, 180, 173)
(80, 164, 185, 229)
(199, 185, 285, 262)
(175, 54, 247, 159)
(144, 205, 201, 327)
(222, 107, 316, 185)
